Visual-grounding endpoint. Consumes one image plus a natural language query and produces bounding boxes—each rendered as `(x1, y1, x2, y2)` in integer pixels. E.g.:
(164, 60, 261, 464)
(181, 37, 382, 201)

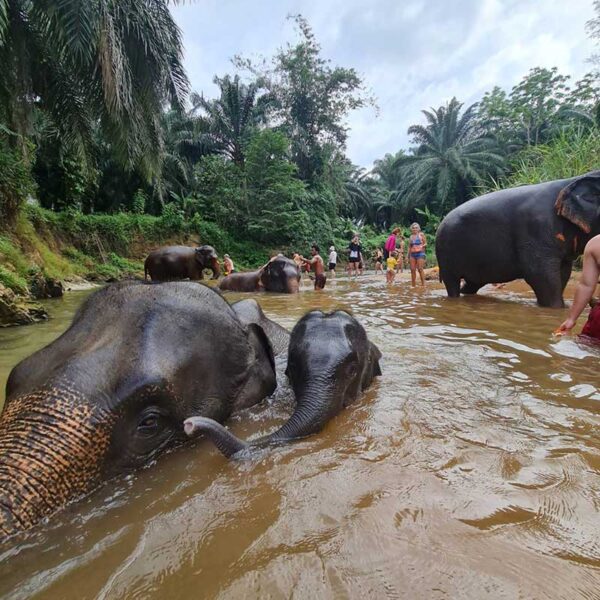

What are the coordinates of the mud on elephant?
(144, 245, 220, 281)
(0, 282, 288, 538)
(185, 310, 382, 457)
(219, 256, 300, 293)
(436, 171, 600, 307)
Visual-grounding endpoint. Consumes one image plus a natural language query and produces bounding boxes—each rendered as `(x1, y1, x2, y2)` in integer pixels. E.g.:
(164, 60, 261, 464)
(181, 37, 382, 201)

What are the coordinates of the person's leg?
(410, 256, 417, 286)
(418, 257, 426, 286)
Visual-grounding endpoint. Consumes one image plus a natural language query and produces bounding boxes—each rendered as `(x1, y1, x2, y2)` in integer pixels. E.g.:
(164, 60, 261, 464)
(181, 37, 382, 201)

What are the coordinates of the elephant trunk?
(0, 387, 114, 538)
(287, 277, 300, 294)
(184, 384, 334, 459)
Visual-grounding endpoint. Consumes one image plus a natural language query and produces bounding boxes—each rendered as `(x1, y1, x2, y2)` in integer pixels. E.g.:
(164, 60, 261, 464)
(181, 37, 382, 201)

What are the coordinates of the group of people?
(221, 223, 428, 293)
(373, 224, 428, 286)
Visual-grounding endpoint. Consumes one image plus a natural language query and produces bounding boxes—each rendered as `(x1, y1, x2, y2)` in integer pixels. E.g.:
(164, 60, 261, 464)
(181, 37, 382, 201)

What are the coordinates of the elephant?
(0, 281, 288, 538)
(436, 171, 600, 307)
(219, 256, 300, 293)
(144, 245, 220, 281)
(184, 310, 382, 458)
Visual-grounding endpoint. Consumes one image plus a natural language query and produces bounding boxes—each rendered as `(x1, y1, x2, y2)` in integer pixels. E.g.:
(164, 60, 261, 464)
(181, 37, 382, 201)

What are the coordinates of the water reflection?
(0, 277, 599, 599)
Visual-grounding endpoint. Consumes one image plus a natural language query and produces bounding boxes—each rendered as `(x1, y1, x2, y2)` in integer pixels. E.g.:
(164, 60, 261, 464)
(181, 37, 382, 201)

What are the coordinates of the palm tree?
(190, 75, 275, 167)
(393, 98, 506, 215)
(0, 0, 188, 175)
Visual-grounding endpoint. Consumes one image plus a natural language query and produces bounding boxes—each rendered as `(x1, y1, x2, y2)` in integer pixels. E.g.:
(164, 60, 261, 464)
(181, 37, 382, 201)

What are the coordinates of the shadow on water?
(0, 277, 599, 599)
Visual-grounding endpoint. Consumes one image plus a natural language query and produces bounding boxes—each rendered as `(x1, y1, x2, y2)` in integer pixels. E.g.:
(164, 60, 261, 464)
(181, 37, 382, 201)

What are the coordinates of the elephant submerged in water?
(0, 282, 287, 538)
(219, 256, 300, 293)
(436, 171, 600, 307)
(144, 245, 220, 281)
(184, 310, 382, 458)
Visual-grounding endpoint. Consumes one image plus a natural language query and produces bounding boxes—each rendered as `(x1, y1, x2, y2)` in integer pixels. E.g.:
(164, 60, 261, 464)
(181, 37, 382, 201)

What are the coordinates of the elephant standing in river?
(185, 310, 382, 457)
(0, 282, 286, 538)
(144, 245, 220, 281)
(436, 172, 600, 307)
(219, 256, 300, 293)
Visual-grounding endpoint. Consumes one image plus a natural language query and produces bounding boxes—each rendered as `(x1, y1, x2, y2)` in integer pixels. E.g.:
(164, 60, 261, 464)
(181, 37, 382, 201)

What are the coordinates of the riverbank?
(0, 206, 197, 325)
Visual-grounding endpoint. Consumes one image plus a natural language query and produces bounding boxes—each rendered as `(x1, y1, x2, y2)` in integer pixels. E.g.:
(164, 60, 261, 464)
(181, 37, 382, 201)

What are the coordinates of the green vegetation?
(2, 2, 600, 305)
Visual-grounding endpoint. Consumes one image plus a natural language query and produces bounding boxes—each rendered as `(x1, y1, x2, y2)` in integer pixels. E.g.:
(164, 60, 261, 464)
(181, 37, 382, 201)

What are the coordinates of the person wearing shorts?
(302, 244, 327, 290)
(348, 235, 361, 277)
(328, 246, 337, 278)
(408, 222, 427, 287)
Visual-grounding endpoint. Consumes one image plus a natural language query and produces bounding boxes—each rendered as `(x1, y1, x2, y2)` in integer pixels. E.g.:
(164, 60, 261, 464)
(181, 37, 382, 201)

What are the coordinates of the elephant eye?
(137, 411, 162, 435)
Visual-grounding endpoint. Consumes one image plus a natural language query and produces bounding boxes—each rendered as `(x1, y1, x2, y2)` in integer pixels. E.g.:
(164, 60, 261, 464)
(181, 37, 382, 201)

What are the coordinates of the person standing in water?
(348, 235, 362, 277)
(386, 251, 398, 284)
(302, 244, 327, 290)
(384, 227, 400, 266)
(408, 222, 427, 287)
(328, 245, 337, 278)
(374, 247, 384, 274)
(556, 235, 600, 338)
(223, 254, 235, 276)
(396, 235, 405, 273)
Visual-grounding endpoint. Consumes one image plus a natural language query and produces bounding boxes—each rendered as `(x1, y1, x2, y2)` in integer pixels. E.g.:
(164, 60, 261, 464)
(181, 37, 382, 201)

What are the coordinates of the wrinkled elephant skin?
(185, 310, 382, 457)
(219, 257, 300, 293)
(144, 245, 220, 281)
(436, 171, 600, 307)
(0, 280, 282, 538)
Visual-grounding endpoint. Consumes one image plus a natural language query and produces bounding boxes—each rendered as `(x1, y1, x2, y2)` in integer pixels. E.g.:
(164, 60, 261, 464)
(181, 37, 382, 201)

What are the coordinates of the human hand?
(554, 318, 576, 336)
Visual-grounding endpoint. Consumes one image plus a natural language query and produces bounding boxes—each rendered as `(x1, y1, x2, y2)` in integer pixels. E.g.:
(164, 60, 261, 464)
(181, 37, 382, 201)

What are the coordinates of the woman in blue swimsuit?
(409, 222, 427, 287)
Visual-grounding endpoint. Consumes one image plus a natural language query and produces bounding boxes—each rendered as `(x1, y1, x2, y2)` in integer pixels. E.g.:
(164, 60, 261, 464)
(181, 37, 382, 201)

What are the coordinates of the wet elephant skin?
(436, 171, 600, 307)
(219, 256, 300, 293)
(185, 310, 382, 457)
(0, 281, 278, 538)
(144, 245, 220, 281)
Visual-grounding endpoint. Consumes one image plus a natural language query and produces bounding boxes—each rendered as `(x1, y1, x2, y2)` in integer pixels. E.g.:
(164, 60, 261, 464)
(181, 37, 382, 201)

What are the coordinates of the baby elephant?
(184, 310, 382, 457)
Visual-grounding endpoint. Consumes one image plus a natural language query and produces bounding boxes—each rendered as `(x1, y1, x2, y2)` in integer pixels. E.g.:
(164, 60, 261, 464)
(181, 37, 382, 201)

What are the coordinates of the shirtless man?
(556, 234, 600, 337)
(302, 244, 326, 290)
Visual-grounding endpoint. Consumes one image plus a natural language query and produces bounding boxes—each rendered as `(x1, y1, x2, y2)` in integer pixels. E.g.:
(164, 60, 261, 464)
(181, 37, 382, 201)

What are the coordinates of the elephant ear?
(555, 175, 600, 233)
(234, 323, 276, 410)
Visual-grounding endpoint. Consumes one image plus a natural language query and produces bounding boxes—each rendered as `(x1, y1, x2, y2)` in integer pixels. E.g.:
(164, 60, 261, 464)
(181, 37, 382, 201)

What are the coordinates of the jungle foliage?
(2, 3, 600, 271)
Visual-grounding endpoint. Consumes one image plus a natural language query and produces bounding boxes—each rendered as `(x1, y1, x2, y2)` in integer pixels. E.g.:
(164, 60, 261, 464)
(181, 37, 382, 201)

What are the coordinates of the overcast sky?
(171, 0, 597, 168)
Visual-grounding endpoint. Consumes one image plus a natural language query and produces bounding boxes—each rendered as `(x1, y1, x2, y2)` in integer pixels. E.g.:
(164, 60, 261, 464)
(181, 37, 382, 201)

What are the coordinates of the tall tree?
(190, 75, 274, 167)
(0, 0, 188, 174)
(394, 98, 505, 215)
(235, 15, 375, 183)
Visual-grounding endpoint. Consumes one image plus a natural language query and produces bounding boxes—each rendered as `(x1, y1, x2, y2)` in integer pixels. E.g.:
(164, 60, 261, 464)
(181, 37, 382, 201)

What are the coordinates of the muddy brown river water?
(0, 275, 599, 599)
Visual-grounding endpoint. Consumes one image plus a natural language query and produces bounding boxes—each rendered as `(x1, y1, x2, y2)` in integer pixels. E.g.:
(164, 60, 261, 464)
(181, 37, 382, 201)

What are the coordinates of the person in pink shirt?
(384, 227, 400, 267)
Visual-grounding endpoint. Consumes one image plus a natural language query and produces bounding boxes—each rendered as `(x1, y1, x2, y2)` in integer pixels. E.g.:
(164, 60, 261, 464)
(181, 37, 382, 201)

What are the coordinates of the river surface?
(0, 275, 599, 599)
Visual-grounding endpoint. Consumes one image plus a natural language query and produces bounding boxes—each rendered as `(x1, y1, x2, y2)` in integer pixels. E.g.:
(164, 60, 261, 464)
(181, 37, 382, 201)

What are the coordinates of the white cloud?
(171, 0, 597, 168)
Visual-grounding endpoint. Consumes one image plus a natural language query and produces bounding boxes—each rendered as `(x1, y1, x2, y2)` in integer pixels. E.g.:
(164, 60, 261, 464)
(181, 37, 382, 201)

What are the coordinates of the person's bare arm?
(557, 243, 600, 333)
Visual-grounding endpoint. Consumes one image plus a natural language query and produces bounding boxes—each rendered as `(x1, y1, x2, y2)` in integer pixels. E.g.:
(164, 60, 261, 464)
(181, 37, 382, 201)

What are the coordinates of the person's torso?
(329, 251, 337, 263)
(410, 234, 424, 252)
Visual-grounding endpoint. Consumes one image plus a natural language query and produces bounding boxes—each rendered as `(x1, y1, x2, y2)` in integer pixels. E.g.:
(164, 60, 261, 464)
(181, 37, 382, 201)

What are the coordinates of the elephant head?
(184, 310, 382, 457)
(555, 171, 600, 234)
(195, 245, 220, 279)
(0, 281, 275, 538)
(259, 257, 301, 293)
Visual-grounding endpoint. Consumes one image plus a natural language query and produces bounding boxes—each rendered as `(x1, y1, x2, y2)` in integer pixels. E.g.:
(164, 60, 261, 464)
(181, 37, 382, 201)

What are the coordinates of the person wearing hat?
(223, 254, 235, 276)
(328, 245, 337, 278)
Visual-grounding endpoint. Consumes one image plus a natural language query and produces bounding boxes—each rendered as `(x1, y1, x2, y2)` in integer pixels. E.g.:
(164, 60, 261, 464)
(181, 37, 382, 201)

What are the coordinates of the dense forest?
(2, 2, 600, 286)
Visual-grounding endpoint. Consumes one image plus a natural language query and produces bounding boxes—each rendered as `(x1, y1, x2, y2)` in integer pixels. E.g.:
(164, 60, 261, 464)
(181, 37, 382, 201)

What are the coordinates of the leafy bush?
(493, 127, 600, 188)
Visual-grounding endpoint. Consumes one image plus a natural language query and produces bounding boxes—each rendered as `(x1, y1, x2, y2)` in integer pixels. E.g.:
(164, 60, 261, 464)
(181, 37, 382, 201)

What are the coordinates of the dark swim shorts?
(314, 273, 327, 290)
(328, 262, 336, 270)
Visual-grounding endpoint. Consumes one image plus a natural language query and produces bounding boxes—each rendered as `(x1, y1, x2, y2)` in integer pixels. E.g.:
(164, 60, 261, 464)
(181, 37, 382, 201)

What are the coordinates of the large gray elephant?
(144, 245, 220, 281)
(0, 281, 287, 539)
(436, 171, 600, 307)
(219, 256, 300, 293)
(184, 310, 382, 457)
